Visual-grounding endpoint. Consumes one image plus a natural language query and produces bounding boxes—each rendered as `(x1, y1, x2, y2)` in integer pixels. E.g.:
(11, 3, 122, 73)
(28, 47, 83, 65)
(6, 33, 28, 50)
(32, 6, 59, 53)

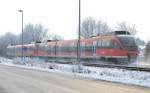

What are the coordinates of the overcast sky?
(0, 0, 150, 41)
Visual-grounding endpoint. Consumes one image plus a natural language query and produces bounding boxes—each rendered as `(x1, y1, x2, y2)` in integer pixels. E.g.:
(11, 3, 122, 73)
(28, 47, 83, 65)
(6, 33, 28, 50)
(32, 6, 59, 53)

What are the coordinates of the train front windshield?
(118, 36, 138, 51)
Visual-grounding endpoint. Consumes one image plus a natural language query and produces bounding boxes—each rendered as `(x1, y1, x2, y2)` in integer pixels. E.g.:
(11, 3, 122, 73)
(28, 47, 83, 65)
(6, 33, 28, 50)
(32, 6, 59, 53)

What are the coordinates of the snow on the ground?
(0, 57, 150, 87)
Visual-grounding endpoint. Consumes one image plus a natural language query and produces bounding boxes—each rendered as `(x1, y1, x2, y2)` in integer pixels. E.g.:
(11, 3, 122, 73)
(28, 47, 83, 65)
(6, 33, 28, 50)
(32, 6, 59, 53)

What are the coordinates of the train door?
(70, 43, 74, 56)
(93, 41, 97, 56)
(58, 44, 61, 56)
(81, 42, 85, 57)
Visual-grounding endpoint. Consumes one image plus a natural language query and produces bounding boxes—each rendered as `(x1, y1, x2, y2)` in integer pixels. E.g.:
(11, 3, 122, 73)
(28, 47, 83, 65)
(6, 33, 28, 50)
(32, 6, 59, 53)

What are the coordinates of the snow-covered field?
(0, 57, 150, 88)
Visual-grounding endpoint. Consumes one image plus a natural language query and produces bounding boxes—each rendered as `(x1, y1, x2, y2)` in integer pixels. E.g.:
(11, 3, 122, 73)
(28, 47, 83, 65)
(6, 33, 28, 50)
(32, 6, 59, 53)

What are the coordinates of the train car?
(6, 31, 139, 63)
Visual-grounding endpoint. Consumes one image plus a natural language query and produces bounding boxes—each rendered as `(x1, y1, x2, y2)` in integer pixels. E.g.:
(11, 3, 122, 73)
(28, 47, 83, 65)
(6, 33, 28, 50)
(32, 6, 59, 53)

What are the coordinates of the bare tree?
(34, 24, 48, 41)
(81, 17, 96, 38)
(43, 33, 64, 41)
(0, 32, 17, 56)
(18, 23, 48, 44)
(116, 22, 137, 35)
(80, 17, 111, 38)
(95, 20, 111, 35)
(51, 34, 64, 41)
(0, 23, 50, 56)
(21, 23, 34, 44)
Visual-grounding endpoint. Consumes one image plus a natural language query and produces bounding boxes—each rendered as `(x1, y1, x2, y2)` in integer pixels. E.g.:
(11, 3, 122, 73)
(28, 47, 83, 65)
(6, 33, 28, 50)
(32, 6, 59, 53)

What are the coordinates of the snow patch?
(0, 57, 150, 87)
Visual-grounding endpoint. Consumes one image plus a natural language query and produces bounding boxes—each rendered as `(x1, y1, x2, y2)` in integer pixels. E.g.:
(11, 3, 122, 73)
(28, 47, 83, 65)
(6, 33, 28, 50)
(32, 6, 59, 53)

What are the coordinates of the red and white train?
(7, 31, 139, 63)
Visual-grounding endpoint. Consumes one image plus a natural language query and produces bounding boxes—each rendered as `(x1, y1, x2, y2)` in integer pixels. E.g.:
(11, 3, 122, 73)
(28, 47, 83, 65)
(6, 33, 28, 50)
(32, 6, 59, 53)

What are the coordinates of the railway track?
(49, 60, 150, 72)
(7, 57, 150, 72)
(83, 63, 150, 72)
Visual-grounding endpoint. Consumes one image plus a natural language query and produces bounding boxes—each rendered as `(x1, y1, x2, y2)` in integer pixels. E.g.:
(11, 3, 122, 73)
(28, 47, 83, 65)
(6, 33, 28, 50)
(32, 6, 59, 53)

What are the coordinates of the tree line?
(0, 17, 149, 59)
(80, 17, 137, 38)
(0, 23, 63, 56)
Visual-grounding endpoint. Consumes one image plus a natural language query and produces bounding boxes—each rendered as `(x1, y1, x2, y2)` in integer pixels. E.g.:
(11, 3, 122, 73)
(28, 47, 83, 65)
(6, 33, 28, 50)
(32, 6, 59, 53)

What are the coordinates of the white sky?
(0, 0, 150, 41)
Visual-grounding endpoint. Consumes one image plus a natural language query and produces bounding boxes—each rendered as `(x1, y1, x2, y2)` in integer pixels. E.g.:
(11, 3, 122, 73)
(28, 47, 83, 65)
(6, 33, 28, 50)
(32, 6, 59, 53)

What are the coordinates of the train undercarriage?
(12, 55, 137, 65)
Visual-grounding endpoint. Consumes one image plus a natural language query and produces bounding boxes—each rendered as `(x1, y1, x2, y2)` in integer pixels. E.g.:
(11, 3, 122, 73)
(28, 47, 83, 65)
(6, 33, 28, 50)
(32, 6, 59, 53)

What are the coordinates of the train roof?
(7, 31, 133, 48)
(107, 31, 130, 35)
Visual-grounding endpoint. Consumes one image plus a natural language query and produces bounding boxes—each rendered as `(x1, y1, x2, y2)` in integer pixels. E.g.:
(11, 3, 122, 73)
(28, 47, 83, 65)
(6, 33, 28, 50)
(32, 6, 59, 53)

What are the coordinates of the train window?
(110, 41, 119, 48)
(97, 39, 117, 48)
(39, 45, 42, 51)
(118, 36, 138, 51)
(93, 42, 97, 54)
(73, 46, 75, 52)
(119, 37, 136, 46)
(73, 43, 77, 52)
(81, 42, 85, 52)
(52, 46, 55, 52)
(101, 40, 111, 48)
(67, 45, 70, 52)
(19, 47, 22, 52)
(70, 45, 74, 52)
(61, 46, 64, 52)
(59, 45, 63, 55)
(49, 46, 52, 52)
(85, 44, 92, 51)
(58, 45, 61, 52)
(45, 45, 50, 54)
(63, 45, 68, 52)
(67, 46, 69, 52)
(32, 46, 35, 51)
(43, 45, 46, 51)
(68, 45, 72, 52)
(57, 46, 59, 52)
(97, 40, 102, 48)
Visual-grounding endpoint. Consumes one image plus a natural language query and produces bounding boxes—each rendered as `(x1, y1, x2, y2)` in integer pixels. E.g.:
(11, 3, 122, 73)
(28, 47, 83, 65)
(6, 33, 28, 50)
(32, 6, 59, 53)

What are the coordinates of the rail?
(83, 63, 150, 72)
(50, 60, 150, 72)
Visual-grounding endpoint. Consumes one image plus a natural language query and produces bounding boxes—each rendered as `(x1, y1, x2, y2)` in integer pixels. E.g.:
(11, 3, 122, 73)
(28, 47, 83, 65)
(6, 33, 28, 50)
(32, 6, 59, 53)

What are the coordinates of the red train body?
(7, 31, 139, 63)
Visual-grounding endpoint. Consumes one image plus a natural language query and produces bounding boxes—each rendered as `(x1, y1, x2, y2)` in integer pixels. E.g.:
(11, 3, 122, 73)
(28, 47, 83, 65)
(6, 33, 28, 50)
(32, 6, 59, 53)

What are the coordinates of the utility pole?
(18, 10, 24, 61)
(77, 0, 81, 63)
